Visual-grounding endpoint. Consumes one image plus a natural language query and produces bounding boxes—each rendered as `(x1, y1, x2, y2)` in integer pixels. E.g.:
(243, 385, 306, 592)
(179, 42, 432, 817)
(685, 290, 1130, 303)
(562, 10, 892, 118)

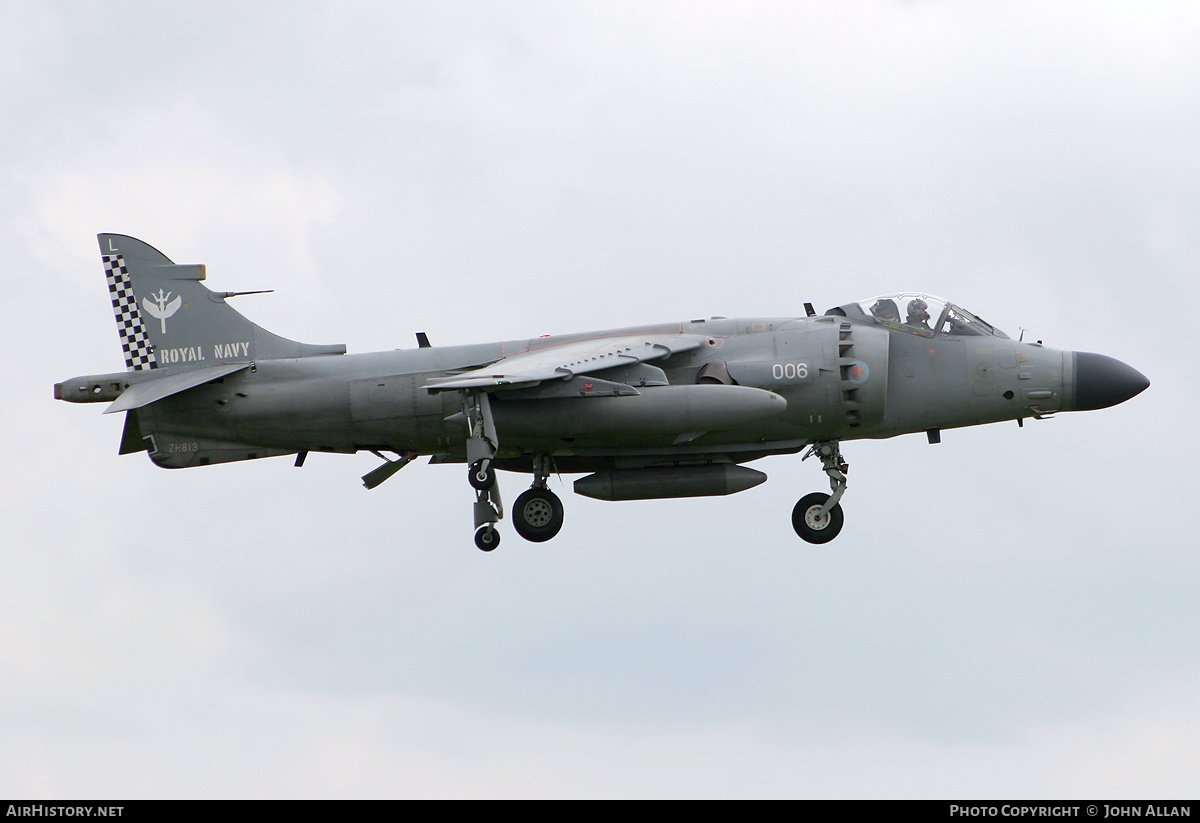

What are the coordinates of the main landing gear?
(793, 440, 847, 544)
(462, 390, 565, 551)
(512, 454, 564, 543)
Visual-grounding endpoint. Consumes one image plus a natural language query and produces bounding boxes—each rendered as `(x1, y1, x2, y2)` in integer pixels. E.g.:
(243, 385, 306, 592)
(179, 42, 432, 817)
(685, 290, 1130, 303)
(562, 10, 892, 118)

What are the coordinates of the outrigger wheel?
(474, 525, 500, 551)
(468, 459, 496, 491)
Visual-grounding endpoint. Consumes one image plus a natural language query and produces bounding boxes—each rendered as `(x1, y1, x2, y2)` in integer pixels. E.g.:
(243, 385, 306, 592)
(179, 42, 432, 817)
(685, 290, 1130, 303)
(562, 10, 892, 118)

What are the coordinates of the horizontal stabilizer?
(104, 362, 250, 414)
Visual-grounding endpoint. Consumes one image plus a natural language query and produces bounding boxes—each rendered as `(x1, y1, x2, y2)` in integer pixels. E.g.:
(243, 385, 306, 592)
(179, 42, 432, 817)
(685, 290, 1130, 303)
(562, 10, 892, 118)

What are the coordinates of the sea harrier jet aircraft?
(56, 235, 1149, 550)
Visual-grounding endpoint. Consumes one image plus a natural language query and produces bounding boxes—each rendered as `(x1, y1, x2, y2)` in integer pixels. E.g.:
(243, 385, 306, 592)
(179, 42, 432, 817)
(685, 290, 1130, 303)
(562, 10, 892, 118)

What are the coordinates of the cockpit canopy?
(828, 293, 1009, 339)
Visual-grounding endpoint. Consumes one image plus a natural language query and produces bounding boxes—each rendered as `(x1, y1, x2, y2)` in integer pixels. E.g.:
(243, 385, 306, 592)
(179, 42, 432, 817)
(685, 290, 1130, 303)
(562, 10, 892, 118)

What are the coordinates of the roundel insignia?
(847, 360, 869, 384)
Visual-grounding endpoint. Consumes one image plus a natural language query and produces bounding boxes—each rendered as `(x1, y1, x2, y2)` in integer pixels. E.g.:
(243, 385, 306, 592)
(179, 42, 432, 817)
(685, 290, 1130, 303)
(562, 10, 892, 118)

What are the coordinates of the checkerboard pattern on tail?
(103, 253, 156, 371)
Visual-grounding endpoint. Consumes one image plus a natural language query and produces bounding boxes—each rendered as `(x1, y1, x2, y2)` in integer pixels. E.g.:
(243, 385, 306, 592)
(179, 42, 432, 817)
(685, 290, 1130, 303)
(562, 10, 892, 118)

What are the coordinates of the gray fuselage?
(117, 311, 1091, 473)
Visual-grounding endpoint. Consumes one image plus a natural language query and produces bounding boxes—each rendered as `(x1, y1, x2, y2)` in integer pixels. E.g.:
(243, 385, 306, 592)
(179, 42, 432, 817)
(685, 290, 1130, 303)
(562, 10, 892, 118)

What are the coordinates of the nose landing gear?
(794, 440, 847, 543)
(792, 492, 844, 543)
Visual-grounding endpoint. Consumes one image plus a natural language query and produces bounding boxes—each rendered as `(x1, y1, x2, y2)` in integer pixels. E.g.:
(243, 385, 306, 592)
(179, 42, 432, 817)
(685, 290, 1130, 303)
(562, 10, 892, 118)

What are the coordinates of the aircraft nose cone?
(1070, 351, 1150, 411)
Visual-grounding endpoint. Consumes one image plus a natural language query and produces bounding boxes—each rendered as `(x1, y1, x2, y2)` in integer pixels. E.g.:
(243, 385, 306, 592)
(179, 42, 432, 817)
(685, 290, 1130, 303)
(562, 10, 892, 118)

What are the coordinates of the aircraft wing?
(423, 333, 709, 393)
(103, 362, 252, 413)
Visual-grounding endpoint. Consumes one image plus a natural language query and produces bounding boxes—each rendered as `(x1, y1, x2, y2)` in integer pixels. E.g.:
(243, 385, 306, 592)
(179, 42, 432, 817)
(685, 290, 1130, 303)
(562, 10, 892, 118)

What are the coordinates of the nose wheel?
(794, 440, 848, 544)
(792, 492, 844, 543)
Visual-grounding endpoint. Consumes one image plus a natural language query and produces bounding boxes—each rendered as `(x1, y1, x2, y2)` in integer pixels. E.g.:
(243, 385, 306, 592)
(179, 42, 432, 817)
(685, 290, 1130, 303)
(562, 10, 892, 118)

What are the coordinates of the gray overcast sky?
(2, 0, 1197, 798)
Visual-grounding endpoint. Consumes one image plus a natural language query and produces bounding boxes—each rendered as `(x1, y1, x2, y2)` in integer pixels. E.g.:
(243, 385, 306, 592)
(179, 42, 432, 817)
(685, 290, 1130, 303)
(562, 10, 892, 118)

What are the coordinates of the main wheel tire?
(474, 525, 500, 551)
(468, 460, 496, 491)
(512, 488, 564, 543)
(792, 492, 844, 544)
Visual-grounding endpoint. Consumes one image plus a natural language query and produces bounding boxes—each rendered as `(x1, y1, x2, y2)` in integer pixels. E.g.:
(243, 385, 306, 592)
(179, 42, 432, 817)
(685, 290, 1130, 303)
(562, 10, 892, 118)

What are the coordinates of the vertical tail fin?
(99, 234, 344, 371)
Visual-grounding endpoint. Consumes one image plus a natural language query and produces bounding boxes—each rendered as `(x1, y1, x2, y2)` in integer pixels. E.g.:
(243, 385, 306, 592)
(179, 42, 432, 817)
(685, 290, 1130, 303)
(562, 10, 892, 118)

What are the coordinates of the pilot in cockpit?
(905, 298, 931, 331)
(869, 298, 900, 323)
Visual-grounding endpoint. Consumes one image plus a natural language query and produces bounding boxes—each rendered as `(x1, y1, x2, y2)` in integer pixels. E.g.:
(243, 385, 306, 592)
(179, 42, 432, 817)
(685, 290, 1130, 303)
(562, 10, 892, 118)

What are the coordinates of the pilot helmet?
(870, 299, 900, 321)
(907, 297, 928, 319)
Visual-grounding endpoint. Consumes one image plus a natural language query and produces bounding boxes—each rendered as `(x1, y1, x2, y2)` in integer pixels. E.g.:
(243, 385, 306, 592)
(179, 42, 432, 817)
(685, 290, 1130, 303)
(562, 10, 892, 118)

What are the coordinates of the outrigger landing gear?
(464, 389, 503, 551)
(793, 440, 847, 544)
(512, 454, 564, 543)
(468, 459, 496, 491)
(474, 524, 500, 551)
